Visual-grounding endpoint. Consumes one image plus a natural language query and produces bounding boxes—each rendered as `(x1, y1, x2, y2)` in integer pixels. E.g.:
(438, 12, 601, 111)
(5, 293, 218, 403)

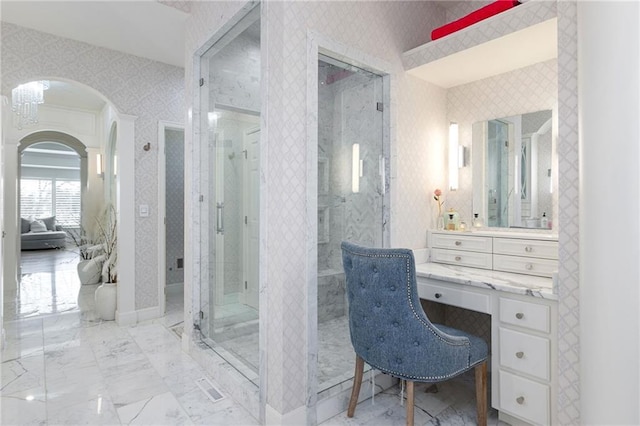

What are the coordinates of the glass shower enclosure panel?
(486, 119, 509, 227)
(198, 7, 260, 384)
(317, 54, 385, 391)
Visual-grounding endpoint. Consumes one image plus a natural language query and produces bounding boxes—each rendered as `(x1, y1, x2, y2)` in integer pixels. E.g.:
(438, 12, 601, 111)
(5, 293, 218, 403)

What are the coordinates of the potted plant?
(93, 205, 118, 321)
(67, 225, 103, 285)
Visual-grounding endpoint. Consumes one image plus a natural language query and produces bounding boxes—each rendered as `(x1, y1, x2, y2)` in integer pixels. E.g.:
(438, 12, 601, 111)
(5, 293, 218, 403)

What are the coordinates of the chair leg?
(406, 380, 415, 426)
(347, 355, 365, 418)
(475, 361, 488, 426)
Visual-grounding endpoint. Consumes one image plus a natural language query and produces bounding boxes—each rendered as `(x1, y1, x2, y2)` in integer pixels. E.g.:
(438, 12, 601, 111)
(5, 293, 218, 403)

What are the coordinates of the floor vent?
(196, 377, 225, 403)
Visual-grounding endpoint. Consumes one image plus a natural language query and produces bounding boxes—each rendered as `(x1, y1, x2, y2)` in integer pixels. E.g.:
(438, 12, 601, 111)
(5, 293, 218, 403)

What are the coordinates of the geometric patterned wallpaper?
(1, 22, 185, 310)
(556, 2, 580, 424)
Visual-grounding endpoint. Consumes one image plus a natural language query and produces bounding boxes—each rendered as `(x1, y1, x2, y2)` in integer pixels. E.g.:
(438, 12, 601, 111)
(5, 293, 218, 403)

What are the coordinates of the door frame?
(157, 120, 184, 317)
(242, 126, 260, 309)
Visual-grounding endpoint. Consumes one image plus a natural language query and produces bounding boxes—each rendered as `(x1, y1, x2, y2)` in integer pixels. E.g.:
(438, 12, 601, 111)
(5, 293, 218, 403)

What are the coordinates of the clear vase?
(436, 215, 445, 230)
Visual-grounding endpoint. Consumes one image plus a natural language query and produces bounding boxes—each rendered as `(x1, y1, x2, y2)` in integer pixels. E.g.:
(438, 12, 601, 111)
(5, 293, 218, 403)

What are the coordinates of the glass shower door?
(317, 54, 386, 391)
(198, 7, 261, 383)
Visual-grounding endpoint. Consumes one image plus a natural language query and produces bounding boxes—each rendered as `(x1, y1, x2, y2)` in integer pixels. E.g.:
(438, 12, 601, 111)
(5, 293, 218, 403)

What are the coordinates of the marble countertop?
(415, 262, 557, 301)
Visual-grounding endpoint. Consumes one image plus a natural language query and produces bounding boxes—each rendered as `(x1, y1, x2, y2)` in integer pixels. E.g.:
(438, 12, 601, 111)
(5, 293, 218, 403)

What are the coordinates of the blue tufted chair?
(341, 241, 488, 426)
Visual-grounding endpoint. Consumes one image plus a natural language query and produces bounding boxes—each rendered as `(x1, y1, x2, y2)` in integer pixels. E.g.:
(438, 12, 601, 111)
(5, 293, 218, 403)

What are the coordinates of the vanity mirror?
(472, 109, 554, 229)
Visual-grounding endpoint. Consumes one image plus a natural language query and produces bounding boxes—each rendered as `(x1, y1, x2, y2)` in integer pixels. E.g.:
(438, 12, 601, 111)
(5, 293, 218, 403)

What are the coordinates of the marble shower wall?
(317, 67, 383, 273)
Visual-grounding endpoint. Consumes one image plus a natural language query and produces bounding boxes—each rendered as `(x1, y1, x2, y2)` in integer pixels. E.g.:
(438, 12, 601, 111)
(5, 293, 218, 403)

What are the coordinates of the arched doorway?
(15, 133, 87, 317)
(2, 78, 135, 323)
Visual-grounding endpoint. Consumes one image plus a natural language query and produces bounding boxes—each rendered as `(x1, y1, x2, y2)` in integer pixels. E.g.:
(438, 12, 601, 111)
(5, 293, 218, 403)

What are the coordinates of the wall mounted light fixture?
(449, 122, 459, 191)
(97, 153, 104, 178)
(352, 143, 362, 193)
(143, 142, 151, 151)
(458, 145, 466, 168)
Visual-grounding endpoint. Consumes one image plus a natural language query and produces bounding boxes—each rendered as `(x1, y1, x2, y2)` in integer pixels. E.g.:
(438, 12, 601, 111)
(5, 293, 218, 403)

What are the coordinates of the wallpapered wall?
(165, 128, 185, 285)
(1, 23, 185, 310)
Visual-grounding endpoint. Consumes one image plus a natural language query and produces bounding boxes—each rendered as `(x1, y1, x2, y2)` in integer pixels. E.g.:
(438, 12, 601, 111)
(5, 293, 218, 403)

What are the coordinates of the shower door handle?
(216, 202, 224, 235)
(379, 155, 386, 195)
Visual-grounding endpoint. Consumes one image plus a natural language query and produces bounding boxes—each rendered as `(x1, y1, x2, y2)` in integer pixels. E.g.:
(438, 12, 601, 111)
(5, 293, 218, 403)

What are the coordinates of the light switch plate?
(139, 204, 149, 217)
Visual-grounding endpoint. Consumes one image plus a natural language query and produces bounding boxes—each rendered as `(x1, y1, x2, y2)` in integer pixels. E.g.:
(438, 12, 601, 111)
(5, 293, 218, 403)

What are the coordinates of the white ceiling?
(1, 1, 188, 68)
(2, 1, 188, 112)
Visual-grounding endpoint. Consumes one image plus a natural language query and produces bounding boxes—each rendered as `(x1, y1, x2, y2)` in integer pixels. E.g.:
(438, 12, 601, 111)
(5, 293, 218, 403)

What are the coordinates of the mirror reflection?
(472, 110, 553, 229)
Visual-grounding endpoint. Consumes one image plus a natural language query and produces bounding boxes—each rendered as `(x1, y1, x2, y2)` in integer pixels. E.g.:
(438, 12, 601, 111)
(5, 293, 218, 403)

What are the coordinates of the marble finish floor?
(2, 251, 505, 425)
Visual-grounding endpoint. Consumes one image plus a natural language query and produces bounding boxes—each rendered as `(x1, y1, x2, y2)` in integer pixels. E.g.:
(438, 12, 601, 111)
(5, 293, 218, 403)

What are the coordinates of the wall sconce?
(458, 145, 466, 168)
(448, 122, 459, 191)
(97, 153, 104, 178)
(352, 143, 363, 193)
(143, 142, 151, 151)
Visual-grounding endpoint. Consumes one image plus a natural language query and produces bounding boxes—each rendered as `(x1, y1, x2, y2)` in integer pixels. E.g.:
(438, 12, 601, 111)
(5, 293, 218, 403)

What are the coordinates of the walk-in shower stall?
(316, 55, 387, 391)
(198, 7, 261, 383)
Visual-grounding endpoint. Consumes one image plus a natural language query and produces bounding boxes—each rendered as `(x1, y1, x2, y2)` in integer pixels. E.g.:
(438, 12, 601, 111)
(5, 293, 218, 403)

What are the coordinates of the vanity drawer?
(431, 233, 492, 252)
(499, 327, 550, 381)
(500, 298, 550, 333)
(493, 254, 557, 278)
(499, 370, 549, 425)
(419, 282, 490, 314)
(432, 248, 492, 270)
(494, 238, 558, 260)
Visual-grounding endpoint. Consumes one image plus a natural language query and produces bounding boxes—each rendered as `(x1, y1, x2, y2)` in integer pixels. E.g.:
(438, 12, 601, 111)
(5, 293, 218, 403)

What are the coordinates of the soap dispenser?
(445, 208, 460, 230)
(541, 212, 548, 229)
(472, 213, 484, 228)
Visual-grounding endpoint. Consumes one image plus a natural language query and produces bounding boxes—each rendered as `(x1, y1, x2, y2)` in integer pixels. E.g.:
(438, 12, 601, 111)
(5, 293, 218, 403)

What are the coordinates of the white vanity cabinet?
(430, 233, 493, 269)
(493, 238, 558, 278)
(496, 295, 557, 425)
(423, 230, 559, 425)
(416, 273, 558, 426)
(429, 230, 559, 279)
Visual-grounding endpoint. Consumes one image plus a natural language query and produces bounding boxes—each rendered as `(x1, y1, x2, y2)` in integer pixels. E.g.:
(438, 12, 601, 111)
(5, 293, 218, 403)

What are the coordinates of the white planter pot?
(77, 259, 102, 285)
(95, 283, 117, 321)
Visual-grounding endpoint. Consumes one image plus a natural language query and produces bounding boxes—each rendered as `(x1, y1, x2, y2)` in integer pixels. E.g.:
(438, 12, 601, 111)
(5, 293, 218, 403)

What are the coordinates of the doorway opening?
(158, 122, 186, 328)
(15, 137, 86, 319)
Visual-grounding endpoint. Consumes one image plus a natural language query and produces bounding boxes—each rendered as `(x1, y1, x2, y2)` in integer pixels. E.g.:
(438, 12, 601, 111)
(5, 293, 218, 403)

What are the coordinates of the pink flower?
(433, 188, 444, 215)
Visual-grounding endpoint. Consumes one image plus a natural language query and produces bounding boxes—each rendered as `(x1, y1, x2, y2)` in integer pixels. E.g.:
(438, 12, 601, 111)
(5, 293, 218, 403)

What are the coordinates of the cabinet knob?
(435, 293, 442, 299)
(455, 256, 462, 261)
(516, 396, 525, 405)
(515, 312, 524, 319)
(525, 263, 533, 270)
(455, 240, 462, 246)
(516, 351, 524, 359)
(525, 246, 533, 253)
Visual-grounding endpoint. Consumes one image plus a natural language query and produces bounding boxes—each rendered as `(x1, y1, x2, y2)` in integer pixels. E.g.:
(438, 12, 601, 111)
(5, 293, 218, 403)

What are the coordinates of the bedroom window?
(20, 178, 81, 227)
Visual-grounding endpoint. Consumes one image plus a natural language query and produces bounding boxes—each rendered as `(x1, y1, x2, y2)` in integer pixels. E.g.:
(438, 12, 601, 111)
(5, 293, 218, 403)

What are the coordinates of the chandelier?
(11, 80, 49, 129)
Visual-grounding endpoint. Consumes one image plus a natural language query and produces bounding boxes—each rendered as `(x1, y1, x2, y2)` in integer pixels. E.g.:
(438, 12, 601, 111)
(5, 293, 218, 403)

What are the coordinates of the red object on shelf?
(431, 0, 520, 41)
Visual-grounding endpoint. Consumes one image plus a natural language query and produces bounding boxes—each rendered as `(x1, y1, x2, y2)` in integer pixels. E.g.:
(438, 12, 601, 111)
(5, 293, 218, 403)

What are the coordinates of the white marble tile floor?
(2, 251, 504, 425)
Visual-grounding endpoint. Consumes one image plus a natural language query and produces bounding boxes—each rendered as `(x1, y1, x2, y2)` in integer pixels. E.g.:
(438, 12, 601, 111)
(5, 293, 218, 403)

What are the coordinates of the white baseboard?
(116, 309, 137, 326)
(136, 306, 162, 323)
(265, 403, 307, 425)
(116, 306, 162, 326)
